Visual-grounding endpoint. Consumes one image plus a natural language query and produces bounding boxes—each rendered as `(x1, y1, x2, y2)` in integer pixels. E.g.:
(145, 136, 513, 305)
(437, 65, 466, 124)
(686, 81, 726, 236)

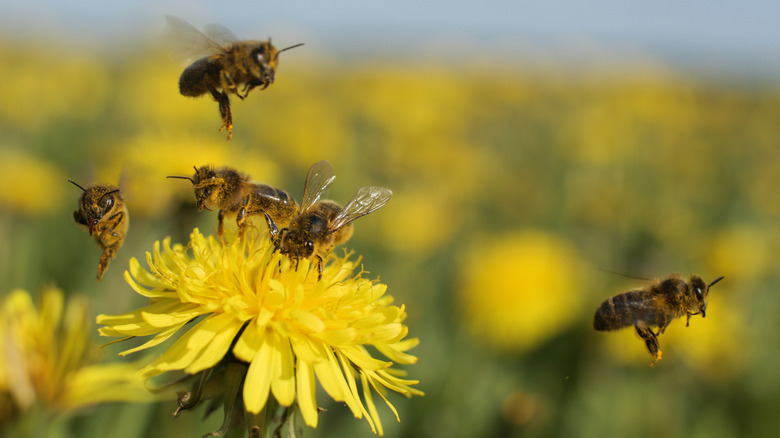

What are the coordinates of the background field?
(1, 5, 779, 437)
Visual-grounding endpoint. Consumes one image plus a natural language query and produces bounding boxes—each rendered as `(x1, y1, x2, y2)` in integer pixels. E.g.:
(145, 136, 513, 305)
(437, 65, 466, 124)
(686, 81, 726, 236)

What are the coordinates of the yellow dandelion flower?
(458, 230, 585, 352)
(0, 149, 65, 215)
(97, 227, 422, 436)
(0, 287, 155, 426)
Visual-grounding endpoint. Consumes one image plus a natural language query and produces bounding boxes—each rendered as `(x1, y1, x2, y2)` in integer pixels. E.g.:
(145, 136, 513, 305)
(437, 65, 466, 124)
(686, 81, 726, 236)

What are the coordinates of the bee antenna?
(98, 189, 120, 204)
(708, 276, 725, 288)
(279, 43, 304, 53)
(596, 268, 650, 281)
(68, 179, 87, 192)
(166, 175, 195, 183)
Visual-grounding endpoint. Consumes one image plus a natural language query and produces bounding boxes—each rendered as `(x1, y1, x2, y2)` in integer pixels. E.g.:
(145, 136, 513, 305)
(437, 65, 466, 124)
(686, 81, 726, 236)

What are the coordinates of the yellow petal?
(361, 372, 384, 436)
(232, 320, 262, 363)
(374, 341, 419, 365)
(335, 350, 372, 425)
(62, 363, 157, 407)
(118, 322, 187, 356)
(243, 327, 274, 414)
(313, 348, 347, 403)
(126, 257, 171, 291)
(137, 315, 222, 378)
(342, 345, 392, 371)
(185, 316, 242, 374)
(96, 309, 144, 326)
(291, 309, 326, 333)
(356, 322, 404, 344)
(141, 302, 203, 327)
(296, 359, 318, 428)
(270, 333, 296, 407)
(317, 327, 357, 346)
(290, 332, 330, 363)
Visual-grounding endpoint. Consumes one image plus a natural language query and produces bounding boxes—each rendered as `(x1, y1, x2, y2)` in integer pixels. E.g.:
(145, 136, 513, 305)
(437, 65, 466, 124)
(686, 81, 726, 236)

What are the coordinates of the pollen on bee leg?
(649, 350, 663, 367)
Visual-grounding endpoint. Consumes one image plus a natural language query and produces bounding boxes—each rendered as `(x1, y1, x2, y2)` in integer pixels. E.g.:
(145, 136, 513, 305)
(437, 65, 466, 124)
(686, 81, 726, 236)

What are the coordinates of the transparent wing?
(203, 23, 239, 46)
(602, 290, 666, 328)
(300, 160, 336, 213)
(165, 15, 227, 62)
(328, 186, 392, 232)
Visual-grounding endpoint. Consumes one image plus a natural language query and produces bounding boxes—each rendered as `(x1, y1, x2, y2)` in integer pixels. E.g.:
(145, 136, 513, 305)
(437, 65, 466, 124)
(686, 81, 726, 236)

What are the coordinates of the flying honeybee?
(167, 165, 298, 240)
(270, 160, 393, 279)
(166, 15, 303, 139)
(593, 274, 724, 365)
(69, 180, 129, 281)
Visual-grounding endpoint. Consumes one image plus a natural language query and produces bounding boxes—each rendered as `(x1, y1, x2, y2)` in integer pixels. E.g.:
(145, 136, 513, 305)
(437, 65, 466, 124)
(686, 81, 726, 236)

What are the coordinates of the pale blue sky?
(1, 1, 778, 72)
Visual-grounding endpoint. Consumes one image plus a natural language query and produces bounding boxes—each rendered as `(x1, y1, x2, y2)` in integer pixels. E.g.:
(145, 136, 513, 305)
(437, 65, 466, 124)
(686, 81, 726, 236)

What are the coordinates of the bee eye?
(100, 195, 114, 211)
(253, 47, 268, 63)
(695, 287, 703, 298)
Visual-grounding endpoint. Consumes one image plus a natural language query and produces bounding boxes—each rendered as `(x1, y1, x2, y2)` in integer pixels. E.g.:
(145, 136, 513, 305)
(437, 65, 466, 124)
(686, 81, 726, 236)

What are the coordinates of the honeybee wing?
(300, 160, 336, 213)
(203, 23, 239, 46)
(165, 15, 230, 61)
(594, 289, 667, 330)
(327, 186, 393, 232)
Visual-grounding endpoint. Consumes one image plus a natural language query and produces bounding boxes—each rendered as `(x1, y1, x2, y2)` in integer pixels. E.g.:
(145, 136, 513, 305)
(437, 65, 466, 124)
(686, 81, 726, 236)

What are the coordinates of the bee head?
(280, 230, 314, 260)
(251, 40, 304, 86)
(191, 166, 221, 211)
(69, 180, 120, 236)
(168, 165, 234, 211)
(687, 275, 724, 318)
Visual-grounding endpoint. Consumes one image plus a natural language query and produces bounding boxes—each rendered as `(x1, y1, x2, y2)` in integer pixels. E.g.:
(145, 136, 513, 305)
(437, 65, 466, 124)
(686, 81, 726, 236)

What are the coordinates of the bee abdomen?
(179, 58, 221, 97)
(593, 290, 645, 331)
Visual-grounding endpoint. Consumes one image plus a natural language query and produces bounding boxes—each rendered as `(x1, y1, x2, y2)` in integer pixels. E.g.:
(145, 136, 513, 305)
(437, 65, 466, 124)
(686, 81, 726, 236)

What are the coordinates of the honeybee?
(69, 180, 129, 281)
(166, 15, 303, 139)
(269, 160, 393, 279)
(593, 274, 724, 365)
(167, 165, 298, 239)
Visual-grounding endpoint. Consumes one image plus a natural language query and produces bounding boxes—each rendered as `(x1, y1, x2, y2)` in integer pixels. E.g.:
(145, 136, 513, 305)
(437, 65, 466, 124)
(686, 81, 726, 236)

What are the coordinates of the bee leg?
(240, 81, 262, 98)
(240, 83, 252, 98)
(217, 210, 227, 243)
(685, 313, 692, 327)
(262, 211, 280, 242)
(316, 256, 324, 281)
(209, 87, 232, 140)
(221, 71, 241, 99)
(73, 210, 88, 226)
(656, 320, 670, 335)
(635, 323, 662, 366)
(95, 212, 126, 280)
(235, 196, 253, 240)
(97, 246, 117, 281)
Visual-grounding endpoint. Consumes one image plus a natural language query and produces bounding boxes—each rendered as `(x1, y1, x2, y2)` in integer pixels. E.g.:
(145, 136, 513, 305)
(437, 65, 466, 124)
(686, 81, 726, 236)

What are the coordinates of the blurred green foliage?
(1, 39, 779, 437)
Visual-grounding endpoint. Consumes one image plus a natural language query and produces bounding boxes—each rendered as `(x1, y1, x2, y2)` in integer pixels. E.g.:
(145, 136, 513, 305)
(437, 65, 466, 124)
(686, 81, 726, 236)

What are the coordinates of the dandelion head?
(458, 230, 585, 352)
(97, 227, 422, 436)
(0, 287, 154, 426)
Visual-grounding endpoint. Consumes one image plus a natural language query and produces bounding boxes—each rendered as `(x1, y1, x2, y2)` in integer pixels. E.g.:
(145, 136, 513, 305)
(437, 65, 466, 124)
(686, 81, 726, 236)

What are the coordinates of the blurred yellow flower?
(379, 191, 458, 256)
(0, 45, 108, 130)
(458, 230, 585, 352)
(0, 287, 155, 426)
(113, 52, 218, 130)
(0, 149, 65, 215)
(97, 227, 422, 436)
